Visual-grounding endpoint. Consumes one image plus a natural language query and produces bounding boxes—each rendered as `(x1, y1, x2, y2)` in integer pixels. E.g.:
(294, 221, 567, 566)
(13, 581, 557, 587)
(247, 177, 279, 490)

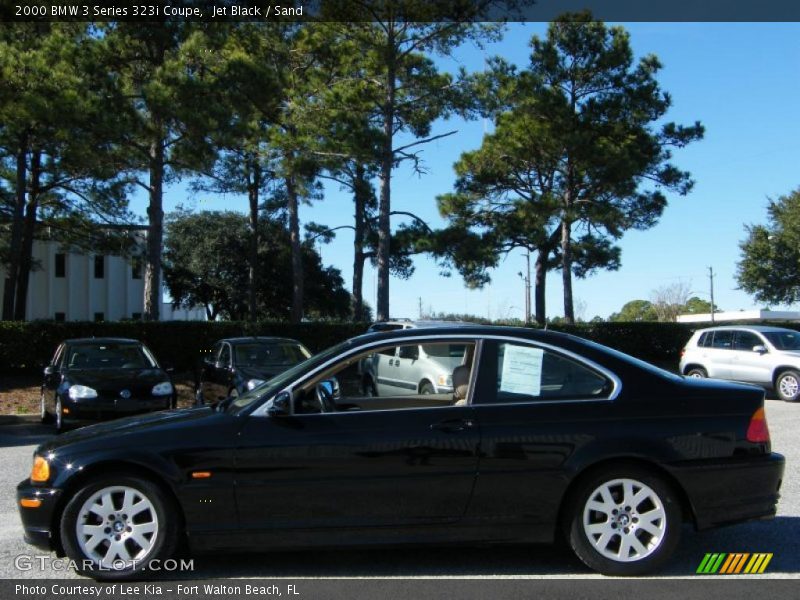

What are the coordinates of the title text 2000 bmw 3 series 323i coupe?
(17, 327, 784, 579)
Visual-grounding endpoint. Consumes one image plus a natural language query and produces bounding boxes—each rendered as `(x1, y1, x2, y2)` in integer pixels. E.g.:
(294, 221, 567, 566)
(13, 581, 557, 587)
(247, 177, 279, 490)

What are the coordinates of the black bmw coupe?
(40, 338, 177, 432)
(19, 326, 784, 579)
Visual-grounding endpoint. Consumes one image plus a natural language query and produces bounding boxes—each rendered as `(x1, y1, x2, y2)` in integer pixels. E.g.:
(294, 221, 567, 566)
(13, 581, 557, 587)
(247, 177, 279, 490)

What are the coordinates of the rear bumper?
(666, 453, 785, 530)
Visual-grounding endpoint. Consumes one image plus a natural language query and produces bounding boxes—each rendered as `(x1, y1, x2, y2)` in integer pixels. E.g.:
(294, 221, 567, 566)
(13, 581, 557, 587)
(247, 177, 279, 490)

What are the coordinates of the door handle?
(430, 419, 475, 433)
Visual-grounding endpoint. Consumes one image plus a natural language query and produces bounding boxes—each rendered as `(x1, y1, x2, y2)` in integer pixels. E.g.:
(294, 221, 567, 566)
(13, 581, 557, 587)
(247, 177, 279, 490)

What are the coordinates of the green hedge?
(2, 319, 798, 376)
(0, 320, 367, 375)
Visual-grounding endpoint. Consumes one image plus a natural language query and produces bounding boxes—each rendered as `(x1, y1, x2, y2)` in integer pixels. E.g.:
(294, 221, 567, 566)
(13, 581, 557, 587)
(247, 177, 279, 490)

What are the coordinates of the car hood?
(38, 407, 216, 454)
(64, 368, 169, 390)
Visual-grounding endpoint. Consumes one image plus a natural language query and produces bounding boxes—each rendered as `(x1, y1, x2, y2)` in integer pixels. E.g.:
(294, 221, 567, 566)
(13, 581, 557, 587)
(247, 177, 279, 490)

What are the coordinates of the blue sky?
(132, 22, 800, 321)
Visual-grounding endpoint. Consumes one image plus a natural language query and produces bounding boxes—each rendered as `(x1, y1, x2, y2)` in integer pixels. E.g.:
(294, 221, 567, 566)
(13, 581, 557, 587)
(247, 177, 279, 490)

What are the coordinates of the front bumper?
(667, 452, 785, 530)
(62, 395, 173, 421)
(17, 480, 62, 551)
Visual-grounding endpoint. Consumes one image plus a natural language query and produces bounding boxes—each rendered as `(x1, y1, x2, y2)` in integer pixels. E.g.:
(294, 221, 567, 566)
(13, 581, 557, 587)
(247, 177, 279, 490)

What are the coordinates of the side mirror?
(43, 365, 55, 377)
(753, 345, 768, 354)
(267, 391, 291, 417)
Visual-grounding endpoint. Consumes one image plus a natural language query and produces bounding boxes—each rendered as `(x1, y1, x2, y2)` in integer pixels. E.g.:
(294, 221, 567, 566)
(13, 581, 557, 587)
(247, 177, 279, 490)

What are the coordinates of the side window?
(217, 343, 231, 367)
(296, 341, 475, 414)
(734, 331, 762, 351)
(489, 342, 610, 404)
(711, 330, 733, 349)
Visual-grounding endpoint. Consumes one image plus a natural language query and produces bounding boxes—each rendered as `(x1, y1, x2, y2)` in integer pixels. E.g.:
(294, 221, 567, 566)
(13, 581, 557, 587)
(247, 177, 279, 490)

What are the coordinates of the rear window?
(710, 330, 733, 349)
(697, 332, 709, 347)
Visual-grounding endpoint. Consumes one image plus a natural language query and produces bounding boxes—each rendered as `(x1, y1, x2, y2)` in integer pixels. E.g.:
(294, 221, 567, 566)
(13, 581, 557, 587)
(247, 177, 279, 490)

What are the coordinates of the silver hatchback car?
(679, 325, 800, 401)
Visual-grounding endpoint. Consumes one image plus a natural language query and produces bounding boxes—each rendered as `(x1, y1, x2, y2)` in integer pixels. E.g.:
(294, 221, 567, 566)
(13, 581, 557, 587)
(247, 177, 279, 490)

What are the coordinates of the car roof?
(695, 325, 799, 333)
(218, 336, 304, 345)
(368, 319, 482, 330)
(65, 338, 142, 345)
(356, 324, 580, 345)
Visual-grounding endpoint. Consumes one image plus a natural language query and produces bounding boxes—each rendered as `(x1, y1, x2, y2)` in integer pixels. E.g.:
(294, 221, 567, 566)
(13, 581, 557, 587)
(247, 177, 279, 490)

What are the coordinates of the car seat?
(452, 365, 470, 406)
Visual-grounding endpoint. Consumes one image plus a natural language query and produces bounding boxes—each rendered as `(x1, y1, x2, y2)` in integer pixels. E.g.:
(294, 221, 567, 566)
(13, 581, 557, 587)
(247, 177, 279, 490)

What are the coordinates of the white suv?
(679, 325, 800, 401)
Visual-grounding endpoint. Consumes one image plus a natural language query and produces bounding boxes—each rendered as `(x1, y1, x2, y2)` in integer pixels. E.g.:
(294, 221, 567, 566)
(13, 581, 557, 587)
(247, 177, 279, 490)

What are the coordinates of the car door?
(233, 339, 481, 538)
(374, 345, 407, 395)
(704, 330, 735, 378)
(728, 330, 772, 384)
(466, 339, 618, 540)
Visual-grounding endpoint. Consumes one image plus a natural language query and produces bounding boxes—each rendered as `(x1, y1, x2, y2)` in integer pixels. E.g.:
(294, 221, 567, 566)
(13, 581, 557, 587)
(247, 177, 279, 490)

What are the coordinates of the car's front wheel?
(686, 367, 707, 378)
(60, 475, 179, 580)
(565, 465, 681, 576)
(776, 370, 800, 402)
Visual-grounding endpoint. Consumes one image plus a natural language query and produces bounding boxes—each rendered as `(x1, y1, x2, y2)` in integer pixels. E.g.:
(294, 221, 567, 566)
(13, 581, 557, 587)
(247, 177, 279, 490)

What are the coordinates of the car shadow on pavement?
(0, 416, 53, 448)
(152, 517, 800, 580)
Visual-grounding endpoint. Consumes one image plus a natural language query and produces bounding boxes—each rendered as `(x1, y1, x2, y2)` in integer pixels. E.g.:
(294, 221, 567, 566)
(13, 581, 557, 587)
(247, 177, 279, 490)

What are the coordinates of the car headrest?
(452, 365, 470, 401)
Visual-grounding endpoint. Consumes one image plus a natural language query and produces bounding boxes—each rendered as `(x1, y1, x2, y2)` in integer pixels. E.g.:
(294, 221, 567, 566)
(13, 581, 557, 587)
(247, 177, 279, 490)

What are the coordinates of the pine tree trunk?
(144, 139, 164, 322)
(376, 37, 396, 323)
(247, 157, 260, 322)
(561, 217, 574, 324)
(2, 139, 28, 321)
(352, 164, 367, 322)
(534, 248, 547, 326)
(286, 175, 303, 323)
(13, 150, 41, 321)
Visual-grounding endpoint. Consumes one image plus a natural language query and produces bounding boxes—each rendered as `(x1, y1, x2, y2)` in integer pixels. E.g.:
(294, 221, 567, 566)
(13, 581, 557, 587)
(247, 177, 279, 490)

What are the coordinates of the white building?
(0, 229, 205, 322)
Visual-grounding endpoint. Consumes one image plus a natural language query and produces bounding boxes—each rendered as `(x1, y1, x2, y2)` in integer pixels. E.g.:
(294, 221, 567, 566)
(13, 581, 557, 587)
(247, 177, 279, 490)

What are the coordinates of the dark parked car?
(40, 338, 176, 433)
(196, 337, 311, 404)
(19, 327, 783, 579)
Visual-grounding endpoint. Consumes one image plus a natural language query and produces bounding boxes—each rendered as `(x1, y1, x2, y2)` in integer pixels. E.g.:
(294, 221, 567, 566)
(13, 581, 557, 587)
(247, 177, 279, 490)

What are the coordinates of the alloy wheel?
(75, 486, 159, 570)
(582, 478, 667, 563)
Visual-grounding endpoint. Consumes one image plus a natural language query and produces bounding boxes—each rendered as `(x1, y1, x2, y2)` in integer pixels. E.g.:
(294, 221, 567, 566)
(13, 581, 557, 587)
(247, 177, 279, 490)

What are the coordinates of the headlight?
(30, 456, 50, 483)
(151, 381, 174, 396)
(246, 379, 266, 391)
(437, 374, 453, 387)
(68, 385, 97, 400)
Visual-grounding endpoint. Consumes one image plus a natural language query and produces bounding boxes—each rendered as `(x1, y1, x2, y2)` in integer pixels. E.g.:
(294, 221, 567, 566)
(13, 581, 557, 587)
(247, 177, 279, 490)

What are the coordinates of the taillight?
(746, 407, 770, 443)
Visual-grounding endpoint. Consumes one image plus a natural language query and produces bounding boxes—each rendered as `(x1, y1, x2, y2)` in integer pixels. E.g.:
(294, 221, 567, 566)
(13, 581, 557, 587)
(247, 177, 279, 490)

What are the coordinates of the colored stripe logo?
(696, 553, 773, 574)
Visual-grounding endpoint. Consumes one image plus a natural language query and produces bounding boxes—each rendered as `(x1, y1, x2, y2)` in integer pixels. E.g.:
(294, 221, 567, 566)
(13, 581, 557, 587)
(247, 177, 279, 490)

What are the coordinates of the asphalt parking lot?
(0, 401, 798, 581)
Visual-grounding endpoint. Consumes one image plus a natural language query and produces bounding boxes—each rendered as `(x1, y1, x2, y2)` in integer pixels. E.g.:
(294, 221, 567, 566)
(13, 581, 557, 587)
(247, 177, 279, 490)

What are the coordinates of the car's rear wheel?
(40, 392, 53, 424)
(60, 475, 178, 581)
(776, 370, 800, 402)
(420, 381, 435, 395)
(686, 367, 707, 378)
(362, 378, 377, 397)
(565, 466, 681, 576)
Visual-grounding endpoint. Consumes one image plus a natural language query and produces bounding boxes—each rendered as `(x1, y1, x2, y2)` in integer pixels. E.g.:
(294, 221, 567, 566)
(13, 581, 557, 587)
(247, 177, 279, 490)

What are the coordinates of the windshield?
(764, 330, 800, 351)
(234, 342, 310, 367)
(66, 343, 157, 370)
(228, 340, 352, 412)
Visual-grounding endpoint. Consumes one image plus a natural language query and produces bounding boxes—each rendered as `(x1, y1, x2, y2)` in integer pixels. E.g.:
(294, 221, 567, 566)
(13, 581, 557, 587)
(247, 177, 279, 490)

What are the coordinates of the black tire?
(40, 392, 53, 424)
(60, 475, 179, 581)
(686, 367, 707, 379)
(775, 369, 800, 402)
(362, 378, 377, 397)
(419, 381, 435, 395)
(564, 465, 682, 576)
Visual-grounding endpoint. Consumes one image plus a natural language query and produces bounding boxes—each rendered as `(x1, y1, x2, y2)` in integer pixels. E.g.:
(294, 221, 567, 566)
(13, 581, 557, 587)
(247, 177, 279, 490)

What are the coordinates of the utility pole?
(519, 251, 531, 325)
(418, 296, 423, 319)
(708, 266, 715, 323)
